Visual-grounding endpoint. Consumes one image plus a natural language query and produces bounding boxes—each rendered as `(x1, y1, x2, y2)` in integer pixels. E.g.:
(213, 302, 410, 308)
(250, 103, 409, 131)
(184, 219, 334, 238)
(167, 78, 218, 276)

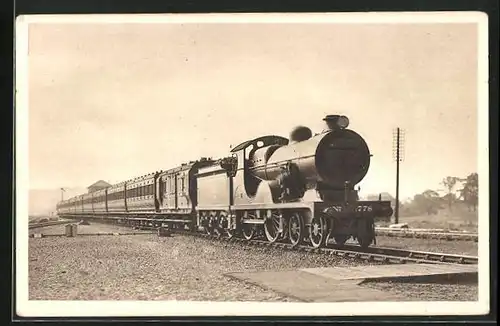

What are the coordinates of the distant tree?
(413, 189, 441, 215)
(458, 173, 479, 212)
(441, 176, 460, 211)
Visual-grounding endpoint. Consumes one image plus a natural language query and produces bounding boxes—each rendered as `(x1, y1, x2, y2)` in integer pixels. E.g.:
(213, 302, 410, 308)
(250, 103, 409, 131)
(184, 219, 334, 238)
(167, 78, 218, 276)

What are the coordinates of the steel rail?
(331, 244, 478, 265)
(167, 229, 478, 265)
(375, 229, 478, 242)
(28, 220, 70, 229)
(56, 216, 478, 265)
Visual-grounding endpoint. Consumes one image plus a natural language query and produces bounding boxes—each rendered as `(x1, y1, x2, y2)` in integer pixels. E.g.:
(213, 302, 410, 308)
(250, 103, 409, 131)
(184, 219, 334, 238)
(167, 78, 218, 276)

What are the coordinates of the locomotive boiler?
(248, 115, 371, 203)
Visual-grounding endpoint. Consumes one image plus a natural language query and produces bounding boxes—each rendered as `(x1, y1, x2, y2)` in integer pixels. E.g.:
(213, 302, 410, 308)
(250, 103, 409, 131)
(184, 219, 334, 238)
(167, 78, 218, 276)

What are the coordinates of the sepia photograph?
(15, 12, 490, 317)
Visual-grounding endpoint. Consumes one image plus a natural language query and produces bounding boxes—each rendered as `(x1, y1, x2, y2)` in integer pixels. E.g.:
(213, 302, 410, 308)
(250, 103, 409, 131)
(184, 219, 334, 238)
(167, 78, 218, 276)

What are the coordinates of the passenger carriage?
(92, 188, 107, 214)
(107, 182, 126, 213)
(125, 173, 157, 214)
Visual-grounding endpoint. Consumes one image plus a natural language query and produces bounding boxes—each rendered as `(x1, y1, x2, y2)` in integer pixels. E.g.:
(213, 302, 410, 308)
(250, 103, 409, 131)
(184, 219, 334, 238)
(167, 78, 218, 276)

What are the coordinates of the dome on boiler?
(289, 126, 312, 142)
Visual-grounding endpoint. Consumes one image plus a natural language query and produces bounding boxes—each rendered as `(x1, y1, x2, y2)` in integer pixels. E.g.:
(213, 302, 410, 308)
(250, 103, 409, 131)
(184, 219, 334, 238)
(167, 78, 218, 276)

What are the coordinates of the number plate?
(356, 205, 373, 212)
(324, 205, 373, 215)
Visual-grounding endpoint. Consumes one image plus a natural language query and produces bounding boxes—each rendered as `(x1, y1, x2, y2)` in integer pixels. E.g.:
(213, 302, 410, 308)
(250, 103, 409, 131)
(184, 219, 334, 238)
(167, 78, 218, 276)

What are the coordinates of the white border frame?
(15, 12, 490, 317)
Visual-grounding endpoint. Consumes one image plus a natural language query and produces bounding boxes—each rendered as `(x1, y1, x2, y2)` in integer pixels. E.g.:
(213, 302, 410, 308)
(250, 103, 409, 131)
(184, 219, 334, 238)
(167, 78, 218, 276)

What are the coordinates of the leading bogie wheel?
(242, 224, 255, 240)
(309, 215, 327, 248)
(357, 236, 372, 248)
(288, 212, 305, 247)
(334, 235, 349, 245)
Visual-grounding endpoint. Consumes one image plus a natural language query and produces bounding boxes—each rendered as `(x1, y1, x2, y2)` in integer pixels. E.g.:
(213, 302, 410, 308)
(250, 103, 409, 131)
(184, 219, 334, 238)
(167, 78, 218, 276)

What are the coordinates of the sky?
(26, 19, 479, 200)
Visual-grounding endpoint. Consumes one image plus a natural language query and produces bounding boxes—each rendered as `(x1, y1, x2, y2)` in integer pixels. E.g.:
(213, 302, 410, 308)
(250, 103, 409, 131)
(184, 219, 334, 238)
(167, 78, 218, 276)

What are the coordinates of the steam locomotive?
(57, 115, 393, 248)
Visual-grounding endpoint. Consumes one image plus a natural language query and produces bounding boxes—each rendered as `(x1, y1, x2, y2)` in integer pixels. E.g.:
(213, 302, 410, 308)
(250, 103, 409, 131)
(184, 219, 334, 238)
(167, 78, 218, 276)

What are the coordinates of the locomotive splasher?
(248, 115, 371, 201)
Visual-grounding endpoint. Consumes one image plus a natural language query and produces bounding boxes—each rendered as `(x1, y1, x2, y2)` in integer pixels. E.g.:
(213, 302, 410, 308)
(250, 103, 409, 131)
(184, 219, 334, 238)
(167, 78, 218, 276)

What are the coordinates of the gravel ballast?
(28, 223, 478, 302)
(29, 233, 379, 301)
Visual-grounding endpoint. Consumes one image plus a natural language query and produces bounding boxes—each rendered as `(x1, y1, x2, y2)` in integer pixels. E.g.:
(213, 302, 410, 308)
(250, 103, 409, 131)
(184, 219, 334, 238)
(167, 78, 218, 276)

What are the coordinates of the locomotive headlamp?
(337, 116, 349, 129)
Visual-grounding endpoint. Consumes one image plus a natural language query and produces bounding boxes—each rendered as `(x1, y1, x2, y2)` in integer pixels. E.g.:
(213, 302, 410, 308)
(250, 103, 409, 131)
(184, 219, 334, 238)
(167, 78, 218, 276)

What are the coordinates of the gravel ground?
(29, 222, 478, 302)
(29, 222, 152, 236)
(29, 233, 380, 301)
(372, 236, 478, 256)
(360, 281, 478, 301)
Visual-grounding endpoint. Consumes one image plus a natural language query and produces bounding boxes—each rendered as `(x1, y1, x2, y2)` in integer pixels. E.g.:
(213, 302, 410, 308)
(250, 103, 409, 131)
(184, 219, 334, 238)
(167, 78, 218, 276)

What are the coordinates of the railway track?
(55, 218, 478, 266)
(374, 228, 478, 242)
(28, 220, 70, 229)
(165, 228, 478, 266)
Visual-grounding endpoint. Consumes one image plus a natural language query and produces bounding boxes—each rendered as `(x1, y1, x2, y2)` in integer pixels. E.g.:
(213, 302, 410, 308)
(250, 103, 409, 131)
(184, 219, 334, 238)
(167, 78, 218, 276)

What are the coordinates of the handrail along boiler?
(56, 115, 393, 248)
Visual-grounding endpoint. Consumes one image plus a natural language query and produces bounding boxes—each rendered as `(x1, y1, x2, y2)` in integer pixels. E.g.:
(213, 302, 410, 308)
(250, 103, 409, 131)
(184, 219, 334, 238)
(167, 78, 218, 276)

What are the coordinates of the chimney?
(323, 115, 349, 131)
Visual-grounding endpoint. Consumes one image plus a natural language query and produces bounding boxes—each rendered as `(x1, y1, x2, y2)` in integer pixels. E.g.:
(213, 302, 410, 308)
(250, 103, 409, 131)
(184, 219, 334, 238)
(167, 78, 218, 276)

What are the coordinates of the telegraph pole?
(60, 187, 66, 201)
(392, 128, 405, 224)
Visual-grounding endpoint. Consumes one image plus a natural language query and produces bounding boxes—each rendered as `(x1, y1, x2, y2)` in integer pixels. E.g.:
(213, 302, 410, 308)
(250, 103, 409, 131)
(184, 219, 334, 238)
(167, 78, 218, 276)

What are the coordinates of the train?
(56, 114, 393, 248)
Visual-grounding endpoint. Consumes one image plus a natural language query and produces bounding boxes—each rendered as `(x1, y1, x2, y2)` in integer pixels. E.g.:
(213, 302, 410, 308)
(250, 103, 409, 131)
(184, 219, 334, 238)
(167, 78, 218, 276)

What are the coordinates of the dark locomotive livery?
(57, 115, 393, 248)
